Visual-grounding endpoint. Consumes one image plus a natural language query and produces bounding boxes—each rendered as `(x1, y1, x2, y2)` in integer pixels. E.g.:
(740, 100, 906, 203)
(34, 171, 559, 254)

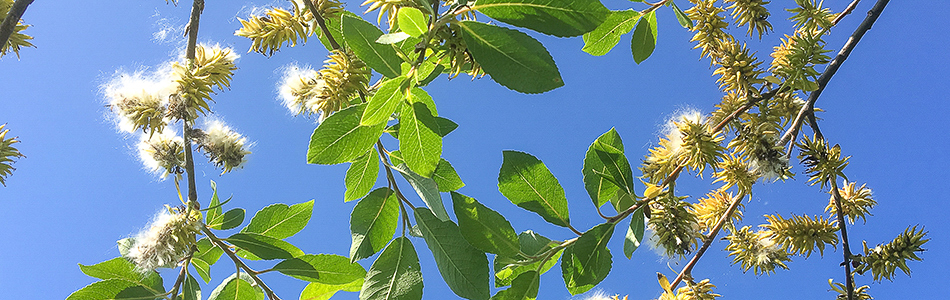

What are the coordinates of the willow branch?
(180, 0, 205, 204)
(302, 0, 341, 50)
(778, 0, 891, 147)
(830, 178, 856, 300)
(0, 0, 33, 50)
(670, 192, 745, 289)
(201, 226, 282, 300)
(168, 250, 195, 300)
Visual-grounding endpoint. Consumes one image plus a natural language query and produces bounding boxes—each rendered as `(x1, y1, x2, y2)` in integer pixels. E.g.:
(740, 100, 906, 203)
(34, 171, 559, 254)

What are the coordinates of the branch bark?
(181, 0, 205, 205)
(0, 0, 34, 52)
(670, 192, 745, 289)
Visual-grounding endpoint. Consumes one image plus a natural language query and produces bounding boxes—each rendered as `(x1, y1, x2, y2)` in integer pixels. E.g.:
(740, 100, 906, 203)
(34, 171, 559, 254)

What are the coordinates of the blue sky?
(1, 1, 948, 299)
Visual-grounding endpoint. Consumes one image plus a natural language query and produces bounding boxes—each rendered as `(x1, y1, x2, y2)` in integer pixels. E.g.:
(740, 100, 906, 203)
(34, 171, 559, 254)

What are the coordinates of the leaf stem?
(168, 249, 195, 300)
(200, 226, 282, 300)
(669, 192, 745, 289)
(302, 0, 341, 51)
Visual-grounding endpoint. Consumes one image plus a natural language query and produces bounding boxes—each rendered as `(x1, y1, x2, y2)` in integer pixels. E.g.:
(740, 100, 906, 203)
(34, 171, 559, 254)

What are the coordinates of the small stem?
(201, 226, 282, 300)
(303, 0, 341, 51)
(181, 0, 205, 204)
(168, 250, 194, 300)
(670, 192, 745, 289)
(830, 178, 855, 300)
(0, 0, 34, 51)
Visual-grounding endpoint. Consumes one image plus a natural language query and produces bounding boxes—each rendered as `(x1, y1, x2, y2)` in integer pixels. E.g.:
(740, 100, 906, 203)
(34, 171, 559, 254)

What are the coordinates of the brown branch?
(0, 0, 33, 52)
(778, 0, 891, 148)
(168, 249, 195, 300)
(181, 0, 205, 205)
(201, 226, 282, 300)
(830, 178, 856, 300)
(670, 192, 745, 289)
(302, 0, 340, 50)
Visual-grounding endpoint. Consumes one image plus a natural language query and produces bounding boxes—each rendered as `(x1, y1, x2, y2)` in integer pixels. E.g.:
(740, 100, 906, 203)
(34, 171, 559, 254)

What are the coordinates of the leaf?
(315, 11, 349, 51)
(452, 192, 521, 256)
(208, 208, 245, 230)
(227, 232, 305, 260)
(583, 128, 632, 208)
(78, 258, 164, 294)
(493, 231, 561, 287)
(582, 10, 641, 56)
(631, 10, 658, 64)
(342, 13, 403, 78)
(392, 163, 449, 221)
(414, 208, 491, 300)
(472, 0, 609, 37)
(181, 272, 201, 300)
(399, 95, 443, 177)
(117, 238, 133, 258)
(206, 180, 223, 224)
(624, 206, 646, 259)
(274, 254, 366, 284)
(591, 135, 634, 197)
(242, 200, 314, 239)
(302, 280, 363, 300)
(193, 238, 224, 283)
(376, 32, 412, 44)
(669, 1, 693, 29)
(362, 77, 406, 126)
(207, 274, 263, 300)
(561, 223, 615, 295)
(345, 150, 380, 202)
(388, 117, 458, 138)
(397, 7, 428, 37)
(457, 21, 563, 94)
(66, 279, 158, 300)
(360, 237, 424, 300)
(498, 151, 571, 227)
(490, 271, 539, 300)
(308, 103, 386, 165)
(350, 188, 400, 262)
(433, 159, 465, 192)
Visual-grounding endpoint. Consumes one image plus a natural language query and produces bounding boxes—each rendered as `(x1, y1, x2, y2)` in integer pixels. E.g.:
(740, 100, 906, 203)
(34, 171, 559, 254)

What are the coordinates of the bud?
(0, 124, 25, 186)
(126, 206, 202, 272)
(725, 226, 791, 275)
(763, 214, 838, 258)
(137, 129, 185, 179)
(648, 193, 700, 258)
(827, 181, 876, 224)
(195, 120, 251, 174)
(278, 50, 369, 120)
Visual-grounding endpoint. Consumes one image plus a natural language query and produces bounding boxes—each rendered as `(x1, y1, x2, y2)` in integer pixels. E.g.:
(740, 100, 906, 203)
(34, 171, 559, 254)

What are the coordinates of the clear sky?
(1, 1, 948, 299)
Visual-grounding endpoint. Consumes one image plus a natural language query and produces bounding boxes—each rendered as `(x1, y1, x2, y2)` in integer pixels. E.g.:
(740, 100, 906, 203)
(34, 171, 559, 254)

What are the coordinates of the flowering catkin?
(126, 207, 201, 272)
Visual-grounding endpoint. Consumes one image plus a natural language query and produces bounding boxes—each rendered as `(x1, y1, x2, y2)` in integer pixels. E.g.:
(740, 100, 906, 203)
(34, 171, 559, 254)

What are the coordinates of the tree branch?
(181, 0, 205, 205)
(670, 192, 745, 289)
(302, 0, 340, 50)
(0, 0, 33, 51)
(201, 226, 282, 300)
(778, 0, 891, 148)
(830, 178, 856, 300)
(168, 250, 195, 300)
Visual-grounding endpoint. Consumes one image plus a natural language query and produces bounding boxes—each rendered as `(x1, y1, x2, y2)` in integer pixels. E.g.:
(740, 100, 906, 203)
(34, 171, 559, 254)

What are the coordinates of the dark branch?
(0, 0, 34, 54)
(670, 193, 745, 289)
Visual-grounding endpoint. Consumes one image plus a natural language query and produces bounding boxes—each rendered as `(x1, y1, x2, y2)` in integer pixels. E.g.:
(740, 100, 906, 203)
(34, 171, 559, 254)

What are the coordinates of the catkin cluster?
(0, 124, 24, 186)
(0, 0, 34, 58)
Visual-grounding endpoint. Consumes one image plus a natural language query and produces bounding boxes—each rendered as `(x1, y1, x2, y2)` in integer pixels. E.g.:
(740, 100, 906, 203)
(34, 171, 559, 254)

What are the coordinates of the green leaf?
(582, 10, 641, 56)
(181, 272, 201, 300)
(451, 192, 520, 256)
(433, 159, 465, 192)
(360, 237, 424, 300)
(206, 180, 223, 224)
(227, 232, 305, 260)
(78, 258, 164, 294)
(362, 77, 406, 126)
(670, 1, 694, 29)
(308, 103, 386, 165)
(242, 200, 313, 239)
(498, 150, 571, 227)
(494, 231, 561, 287)
(397, 7, 428, 37)
(275, 254, 367, 284)
(389, 117, 458, 138)
(208, 208, 245, 230)
(623, 206, 646, 259)
(415, 208, 491, 300)
(561, 223, 615, 295)
(207, 274, 263, 300)
(193, 238, 224, 283)
(67, 279, 157, 300)
(350, 188, 400, 262)
(591, 133, 634, 197)
(345, 150, 380, 202)
(610, 190, 636, 214)
(471, 0, 609, 37)
(117, 238, 133, 258)
(631, 10, 658, 64)
(457, 21, 563, 94)
(376, 32, 412, 44)
(391, 163, 449, 221)
(342, 13, 403, 78)
(315, 11, 349, 51)
(302, 280, 363, 300)
(583, 128, 631, 208)
(490, 271, 539, 300)
(399, 91, 443, 177)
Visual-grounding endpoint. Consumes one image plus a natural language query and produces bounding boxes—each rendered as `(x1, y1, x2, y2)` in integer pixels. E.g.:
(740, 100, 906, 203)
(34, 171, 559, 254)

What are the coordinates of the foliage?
(65, 1, 927, 300)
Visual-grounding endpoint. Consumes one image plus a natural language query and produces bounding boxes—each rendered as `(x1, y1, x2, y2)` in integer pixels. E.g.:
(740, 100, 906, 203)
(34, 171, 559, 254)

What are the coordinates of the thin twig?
(830, 178, 856, 300)
(168, 250, 195, 300)
(302, 0, 340, 50)
(0, 0, 33, 51)
(670, 192, 745, 289)
(201, 226, 282, 300)
(778, 0, 891, 148)
(181, 0, 205, 204)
